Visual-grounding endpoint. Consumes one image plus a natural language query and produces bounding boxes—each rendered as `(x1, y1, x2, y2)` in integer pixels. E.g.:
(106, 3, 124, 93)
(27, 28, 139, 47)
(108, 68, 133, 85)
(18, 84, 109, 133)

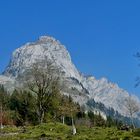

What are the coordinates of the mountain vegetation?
(1, 84, 140, 140)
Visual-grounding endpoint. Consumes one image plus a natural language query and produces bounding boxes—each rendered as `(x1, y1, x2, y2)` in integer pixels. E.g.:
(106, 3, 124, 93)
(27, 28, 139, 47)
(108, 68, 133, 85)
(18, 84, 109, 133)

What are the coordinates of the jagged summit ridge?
(1, 35, 140, 117)
(38, 35, 59, 43)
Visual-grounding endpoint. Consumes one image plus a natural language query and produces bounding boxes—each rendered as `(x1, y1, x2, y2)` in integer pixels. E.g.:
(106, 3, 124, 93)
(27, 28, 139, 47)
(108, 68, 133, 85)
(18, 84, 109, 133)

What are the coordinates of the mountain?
(1, 35, 140, 118)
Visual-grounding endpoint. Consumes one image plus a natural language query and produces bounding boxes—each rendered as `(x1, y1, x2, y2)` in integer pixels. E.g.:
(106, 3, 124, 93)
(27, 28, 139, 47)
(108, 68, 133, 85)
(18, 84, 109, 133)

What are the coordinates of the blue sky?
(0, 0, 140, 97)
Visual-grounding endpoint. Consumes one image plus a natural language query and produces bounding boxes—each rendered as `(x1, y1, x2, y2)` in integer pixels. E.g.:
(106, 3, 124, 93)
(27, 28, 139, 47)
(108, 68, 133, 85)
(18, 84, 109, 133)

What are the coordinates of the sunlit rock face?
(1, 35, 140, 117)
(0, 75, 15, 91)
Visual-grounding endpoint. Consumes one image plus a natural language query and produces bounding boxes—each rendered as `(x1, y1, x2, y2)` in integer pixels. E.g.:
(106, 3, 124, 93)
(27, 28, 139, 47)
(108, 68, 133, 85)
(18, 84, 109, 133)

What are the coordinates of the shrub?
(133, 128, 140, 137)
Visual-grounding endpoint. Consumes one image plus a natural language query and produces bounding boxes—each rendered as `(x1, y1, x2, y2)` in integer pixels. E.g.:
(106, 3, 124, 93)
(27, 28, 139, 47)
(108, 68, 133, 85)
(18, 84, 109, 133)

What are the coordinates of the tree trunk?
(71, 116, 76, 135)
(40, 110, 44, 124)
(38, 102, 45, 124)
(0, 105, 3, 129)
(62, 116, 65, 125)
(131, 117, 135, 129)
(72, 116, 74, 126)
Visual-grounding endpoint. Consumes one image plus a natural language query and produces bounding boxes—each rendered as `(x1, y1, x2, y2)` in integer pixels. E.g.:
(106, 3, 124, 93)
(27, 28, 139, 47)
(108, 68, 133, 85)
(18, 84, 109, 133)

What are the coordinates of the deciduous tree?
(125, 95, 140, 129)
(26, 60, 60, 124)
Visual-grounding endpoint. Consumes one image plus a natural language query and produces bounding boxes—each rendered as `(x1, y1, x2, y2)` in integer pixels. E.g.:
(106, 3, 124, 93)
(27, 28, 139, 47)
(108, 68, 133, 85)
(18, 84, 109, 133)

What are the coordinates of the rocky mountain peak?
(3, 36, 79, 79)
(1, 35, 140, 118)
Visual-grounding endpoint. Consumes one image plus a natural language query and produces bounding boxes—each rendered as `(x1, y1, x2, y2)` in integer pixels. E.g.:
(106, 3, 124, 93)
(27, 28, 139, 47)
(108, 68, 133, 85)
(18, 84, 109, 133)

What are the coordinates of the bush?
(133, 128, 140, 137)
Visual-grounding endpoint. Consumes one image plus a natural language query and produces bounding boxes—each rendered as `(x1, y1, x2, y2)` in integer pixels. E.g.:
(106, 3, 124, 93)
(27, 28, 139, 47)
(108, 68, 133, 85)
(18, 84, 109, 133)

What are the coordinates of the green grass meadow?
(0, 122, 140, 140)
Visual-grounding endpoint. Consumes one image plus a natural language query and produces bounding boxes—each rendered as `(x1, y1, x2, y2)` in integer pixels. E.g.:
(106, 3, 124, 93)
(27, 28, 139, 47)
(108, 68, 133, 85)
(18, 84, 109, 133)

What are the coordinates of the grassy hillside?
(0, 122, 140, 140)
